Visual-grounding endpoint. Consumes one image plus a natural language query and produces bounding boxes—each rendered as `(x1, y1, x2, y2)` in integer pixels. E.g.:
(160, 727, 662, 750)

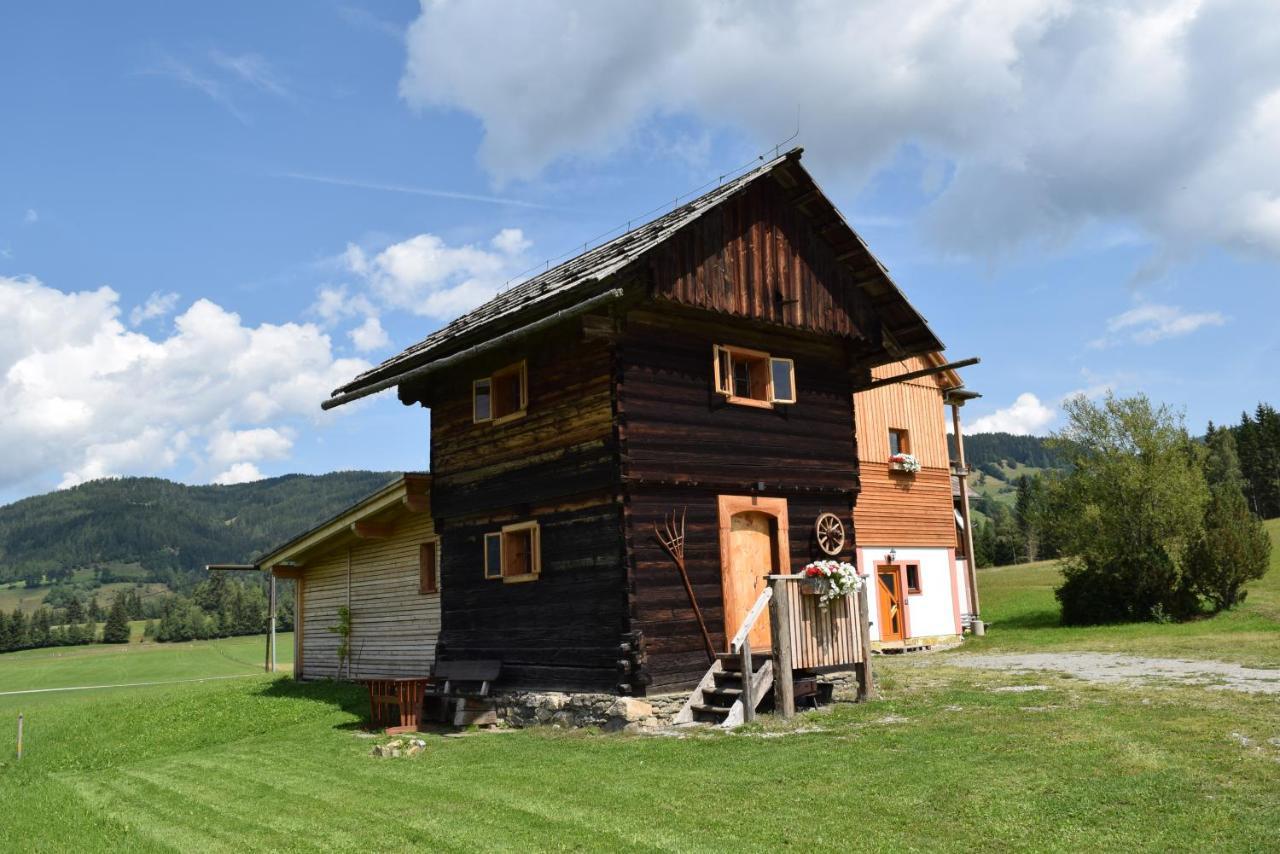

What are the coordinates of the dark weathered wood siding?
(617, 308, 861, 691)
(415, 327, 628, 692)
(647, 176, 881, 345)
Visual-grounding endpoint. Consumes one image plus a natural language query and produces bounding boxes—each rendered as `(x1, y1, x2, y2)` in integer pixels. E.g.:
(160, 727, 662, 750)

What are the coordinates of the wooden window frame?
(905, 562, 922, 595)
(712, 345, 796, 408)
(483, 521, 541, 584)
(418, 538, 440, 595)
(889, 428, 911, 456)
(473, 360, 528, 425)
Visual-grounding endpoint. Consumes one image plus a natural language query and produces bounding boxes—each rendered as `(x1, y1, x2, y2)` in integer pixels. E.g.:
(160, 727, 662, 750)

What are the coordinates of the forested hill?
(0, 472, 398, 586)
(949, 432, 1063, 471)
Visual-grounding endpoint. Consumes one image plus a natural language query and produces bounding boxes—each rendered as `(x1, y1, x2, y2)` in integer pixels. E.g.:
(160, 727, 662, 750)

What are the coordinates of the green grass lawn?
(0, 666, 1276, 852)
(0, 633, 292, 697)
(962, 518, 1280, 667)
(0, 527, 1276, 851)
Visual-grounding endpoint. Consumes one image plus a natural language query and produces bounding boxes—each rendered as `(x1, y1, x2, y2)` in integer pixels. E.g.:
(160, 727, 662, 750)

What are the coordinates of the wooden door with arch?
(717, 496, 791, 651)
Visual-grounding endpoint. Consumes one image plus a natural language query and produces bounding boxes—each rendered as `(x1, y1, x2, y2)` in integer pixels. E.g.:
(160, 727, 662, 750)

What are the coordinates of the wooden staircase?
(677, 651, 774, 727)
(675, 585, 776, 728)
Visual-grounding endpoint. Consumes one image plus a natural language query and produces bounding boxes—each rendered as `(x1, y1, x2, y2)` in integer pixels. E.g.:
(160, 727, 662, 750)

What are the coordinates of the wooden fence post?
(740, 645, 755, 723)
(770, 578, 795, 719)
(856, 587, 875, 702)
(16, 713, 23, 761)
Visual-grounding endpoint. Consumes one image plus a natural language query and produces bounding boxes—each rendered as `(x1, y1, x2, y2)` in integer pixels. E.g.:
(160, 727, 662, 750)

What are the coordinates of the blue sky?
(2, 1, 1278, 505)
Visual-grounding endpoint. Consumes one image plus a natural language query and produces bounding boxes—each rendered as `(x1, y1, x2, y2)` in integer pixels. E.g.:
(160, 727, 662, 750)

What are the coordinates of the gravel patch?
(954, 652, 1280, 694)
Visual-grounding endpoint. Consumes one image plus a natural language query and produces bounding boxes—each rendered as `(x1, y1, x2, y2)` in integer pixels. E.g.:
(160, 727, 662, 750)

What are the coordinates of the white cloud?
(212, 462, 266, 485)
(344, 228, 530, 319)
(23, 209, 38, 224)
(967, 393, 1057, 435)
(401, 0, 1280, 260)
(207, 427, 294, 467)
(0, 275, 370, 493)
(1097, 300, 1227, 346)
(348, 315, 390, 352)
(129, 291, 180, 326)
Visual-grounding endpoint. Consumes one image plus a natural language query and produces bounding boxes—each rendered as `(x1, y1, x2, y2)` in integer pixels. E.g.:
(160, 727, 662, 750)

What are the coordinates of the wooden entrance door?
(877, 567, 905, 642)
(718, 496, 790, 651)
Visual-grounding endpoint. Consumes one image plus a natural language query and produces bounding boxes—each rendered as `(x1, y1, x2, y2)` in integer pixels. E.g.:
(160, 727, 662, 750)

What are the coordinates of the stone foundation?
(494, 670, 864, 731)
(493, 690, 688, 732)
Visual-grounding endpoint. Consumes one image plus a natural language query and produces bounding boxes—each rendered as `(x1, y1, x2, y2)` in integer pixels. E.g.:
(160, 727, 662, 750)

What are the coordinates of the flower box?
(798, 577, 825, 596)
(888, 453, 921, 474)
(801, 560, 866, 607)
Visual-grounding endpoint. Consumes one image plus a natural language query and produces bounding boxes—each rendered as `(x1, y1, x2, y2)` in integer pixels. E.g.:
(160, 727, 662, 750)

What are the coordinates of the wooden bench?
(360, 677, 436, 734)
(424, 660, 502, 726)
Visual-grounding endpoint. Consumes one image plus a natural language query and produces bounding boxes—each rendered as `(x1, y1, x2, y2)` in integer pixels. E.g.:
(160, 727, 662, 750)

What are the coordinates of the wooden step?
(700, 687, 741, 708)
(689, 703, 731, 718)
(715, 650, 771, 672)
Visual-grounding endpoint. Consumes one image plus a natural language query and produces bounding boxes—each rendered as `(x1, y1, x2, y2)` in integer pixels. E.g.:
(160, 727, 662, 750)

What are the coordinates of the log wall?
(424, 326, 628, 692)
(618, 308, 860, 691)
(299, 511, 439, 680)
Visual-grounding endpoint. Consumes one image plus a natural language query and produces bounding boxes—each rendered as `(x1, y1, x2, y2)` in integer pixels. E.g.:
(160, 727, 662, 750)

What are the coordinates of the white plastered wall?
(857, 545, 961, 641)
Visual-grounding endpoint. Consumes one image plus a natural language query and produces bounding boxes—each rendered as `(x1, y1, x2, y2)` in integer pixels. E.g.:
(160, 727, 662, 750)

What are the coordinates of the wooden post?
(770, 578, 795, 719)
(951, 401, 981, 620)
(740, 645, 754, 723)
(16, 713, 23, 761)
(856, 586, 875, 702)
(268, 574, 277, 674)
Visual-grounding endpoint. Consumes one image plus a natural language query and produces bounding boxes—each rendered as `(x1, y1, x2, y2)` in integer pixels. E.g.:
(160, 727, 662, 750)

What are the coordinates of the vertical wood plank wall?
(300, 512, 439, 679)
(853, 357, 956, 547)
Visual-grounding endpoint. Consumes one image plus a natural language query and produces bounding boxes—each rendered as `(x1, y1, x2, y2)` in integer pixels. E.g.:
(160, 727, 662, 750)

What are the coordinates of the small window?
(889, 428, 910, 456)
(473, 379, 492, 422)
(419, 540, 439, 594)
(473, 361, 527, 424)
(483, 521, 541, 582)
(770, 358, 796, 404)
(484, 533, 503, 579)
(905, 563, 921, 594)
(713, 345, 796, 407)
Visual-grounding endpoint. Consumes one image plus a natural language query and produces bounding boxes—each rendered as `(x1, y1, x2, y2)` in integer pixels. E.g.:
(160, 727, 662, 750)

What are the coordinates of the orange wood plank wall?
(853, 356, 957, 548)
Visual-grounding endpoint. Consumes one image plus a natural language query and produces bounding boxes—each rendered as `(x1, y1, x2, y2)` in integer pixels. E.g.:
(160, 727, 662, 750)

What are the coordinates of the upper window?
(473, 361, 527, 424)
(419, 540, 440, 594)
(483, 521, 541, 583)
(713, 345, 796, 408)
(889, 428, 910, 456)
(905, 563, 922, 594)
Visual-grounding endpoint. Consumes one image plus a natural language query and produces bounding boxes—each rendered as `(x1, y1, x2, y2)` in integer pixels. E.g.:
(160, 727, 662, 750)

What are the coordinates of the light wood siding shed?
(300, 511, 439, 679)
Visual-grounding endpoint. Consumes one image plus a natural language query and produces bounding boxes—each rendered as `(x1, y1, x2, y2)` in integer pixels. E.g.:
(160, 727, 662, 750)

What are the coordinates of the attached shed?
(258, 474, 440, 680)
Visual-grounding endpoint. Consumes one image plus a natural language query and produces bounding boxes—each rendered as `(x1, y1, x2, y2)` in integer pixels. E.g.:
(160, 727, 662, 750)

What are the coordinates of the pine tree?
(102, 595, 131, 644)
(88, 596, 102, 622)
(65, 596, 85, 624)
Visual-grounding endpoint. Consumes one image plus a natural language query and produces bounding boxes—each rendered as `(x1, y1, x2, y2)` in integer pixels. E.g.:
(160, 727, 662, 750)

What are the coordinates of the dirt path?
(952, 652, 1280, 694)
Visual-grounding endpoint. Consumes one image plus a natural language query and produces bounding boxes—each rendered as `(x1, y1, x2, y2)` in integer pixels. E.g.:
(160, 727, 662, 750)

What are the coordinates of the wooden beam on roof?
(351, 521, 394, 539)
(853, 357, 981, 393)
(271, 566, 305, 580)
(402, 494, 430, 513)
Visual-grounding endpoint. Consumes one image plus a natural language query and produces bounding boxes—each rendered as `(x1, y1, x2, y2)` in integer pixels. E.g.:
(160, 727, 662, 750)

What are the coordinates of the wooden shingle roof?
(324, 148, 942, 409)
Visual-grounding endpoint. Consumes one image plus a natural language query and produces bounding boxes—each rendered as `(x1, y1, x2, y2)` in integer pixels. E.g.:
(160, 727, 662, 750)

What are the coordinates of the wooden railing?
(766, 575, 873, 718)
(729, 586, 772, 723)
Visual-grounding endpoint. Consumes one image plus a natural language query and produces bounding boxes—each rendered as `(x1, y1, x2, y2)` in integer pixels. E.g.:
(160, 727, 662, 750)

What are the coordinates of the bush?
(1184, 489, 1271, 611)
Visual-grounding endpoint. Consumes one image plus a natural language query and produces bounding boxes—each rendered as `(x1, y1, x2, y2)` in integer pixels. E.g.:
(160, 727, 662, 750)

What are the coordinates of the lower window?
(484, 521, 541, 582)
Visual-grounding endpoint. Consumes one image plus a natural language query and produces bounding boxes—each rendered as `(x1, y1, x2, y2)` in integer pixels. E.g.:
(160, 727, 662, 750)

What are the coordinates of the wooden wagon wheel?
(815, 512, 845, 556)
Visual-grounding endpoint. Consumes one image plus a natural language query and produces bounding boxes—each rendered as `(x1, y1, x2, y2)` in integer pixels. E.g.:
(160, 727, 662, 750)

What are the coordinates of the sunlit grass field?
(961, 519, 1280, 667)
(0, 525, 1274, 851)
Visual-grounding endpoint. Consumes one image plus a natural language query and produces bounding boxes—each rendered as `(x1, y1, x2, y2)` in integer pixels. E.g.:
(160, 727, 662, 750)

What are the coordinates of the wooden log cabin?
(853, 354, 981, 650)
(314, 148, 961, 694)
